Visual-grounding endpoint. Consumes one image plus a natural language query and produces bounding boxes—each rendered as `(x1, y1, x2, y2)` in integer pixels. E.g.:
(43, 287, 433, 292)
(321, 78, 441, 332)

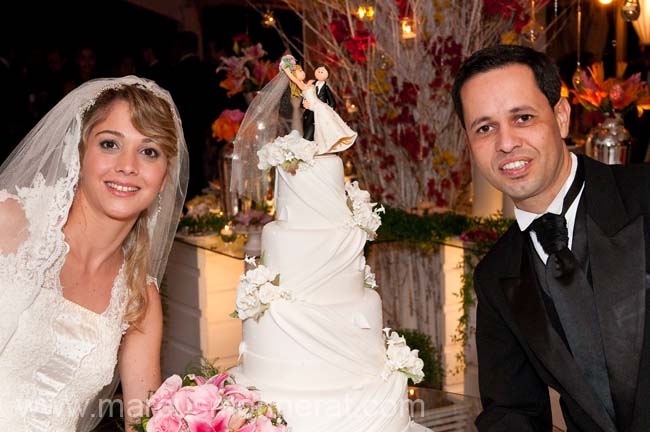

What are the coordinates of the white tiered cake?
(231, 154, 429, 432)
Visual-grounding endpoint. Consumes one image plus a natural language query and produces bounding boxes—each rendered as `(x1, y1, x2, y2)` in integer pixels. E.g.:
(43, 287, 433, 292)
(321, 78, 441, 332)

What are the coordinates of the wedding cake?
(230, 154, 428, 432)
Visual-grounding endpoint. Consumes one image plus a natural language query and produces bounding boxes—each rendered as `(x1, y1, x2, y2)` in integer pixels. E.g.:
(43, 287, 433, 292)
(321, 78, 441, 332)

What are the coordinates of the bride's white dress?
(0, 188, 129, 431)
(302, 85, 357, 154)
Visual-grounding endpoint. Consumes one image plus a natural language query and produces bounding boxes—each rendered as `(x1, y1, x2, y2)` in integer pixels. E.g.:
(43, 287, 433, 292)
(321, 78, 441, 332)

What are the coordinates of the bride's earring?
(156, 193, 162, 216)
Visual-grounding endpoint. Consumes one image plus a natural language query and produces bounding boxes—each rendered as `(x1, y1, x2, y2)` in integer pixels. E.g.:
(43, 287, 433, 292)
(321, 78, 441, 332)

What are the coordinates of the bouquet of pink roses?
(134, 372, 288, 432)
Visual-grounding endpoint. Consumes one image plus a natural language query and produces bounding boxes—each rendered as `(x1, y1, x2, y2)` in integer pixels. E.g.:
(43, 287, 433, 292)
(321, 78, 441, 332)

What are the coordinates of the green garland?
(373, 206, 513, 372)
(177, 213, 228, 235)
(375, 206, 511, 246)
(176, 206, 512, 372)
(375, 208, 472, 245)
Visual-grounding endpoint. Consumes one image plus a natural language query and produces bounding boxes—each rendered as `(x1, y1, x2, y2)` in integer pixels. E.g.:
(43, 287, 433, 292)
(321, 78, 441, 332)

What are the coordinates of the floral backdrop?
(197, 0, 547, 377)
(274, 0, 532, 211)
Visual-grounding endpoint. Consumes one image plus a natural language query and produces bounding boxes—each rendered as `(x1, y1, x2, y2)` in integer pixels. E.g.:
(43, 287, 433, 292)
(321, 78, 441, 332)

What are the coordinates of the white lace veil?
(230, 70, 295, 203)
(0, 76, 188, 430)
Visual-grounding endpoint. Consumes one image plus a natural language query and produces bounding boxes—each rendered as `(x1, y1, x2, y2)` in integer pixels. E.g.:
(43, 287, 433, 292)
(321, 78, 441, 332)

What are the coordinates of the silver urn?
(586, 112, 631, 165)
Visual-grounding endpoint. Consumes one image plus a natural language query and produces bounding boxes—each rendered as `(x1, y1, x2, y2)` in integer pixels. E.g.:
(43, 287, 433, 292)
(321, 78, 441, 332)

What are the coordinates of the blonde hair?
(290, 65, 304, 98)
(79, 85, 178, 325)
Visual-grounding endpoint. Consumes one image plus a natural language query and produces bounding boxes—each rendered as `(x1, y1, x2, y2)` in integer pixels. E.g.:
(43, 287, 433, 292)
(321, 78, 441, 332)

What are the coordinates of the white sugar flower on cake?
(381, 328, 425, 384)
(345, 181, 385, 240)
(257, 130, 318, 175)
(232, 261, 291, 321)
(364, 265, 378, 289)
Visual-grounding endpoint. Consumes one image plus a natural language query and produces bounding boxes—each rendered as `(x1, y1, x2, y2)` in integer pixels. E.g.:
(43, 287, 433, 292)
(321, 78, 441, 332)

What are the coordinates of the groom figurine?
(302, 64, 336, 141)
(453, 44, 650, 432)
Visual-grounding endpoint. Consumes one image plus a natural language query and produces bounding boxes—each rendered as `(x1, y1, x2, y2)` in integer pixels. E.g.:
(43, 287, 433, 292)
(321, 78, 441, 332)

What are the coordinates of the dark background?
(0, 0, 302, 167)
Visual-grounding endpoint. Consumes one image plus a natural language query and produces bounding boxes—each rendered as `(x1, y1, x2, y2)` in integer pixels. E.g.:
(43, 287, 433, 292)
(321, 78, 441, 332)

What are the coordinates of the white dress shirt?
(514, 153, 584, 264)
(315, 80, 325, 94)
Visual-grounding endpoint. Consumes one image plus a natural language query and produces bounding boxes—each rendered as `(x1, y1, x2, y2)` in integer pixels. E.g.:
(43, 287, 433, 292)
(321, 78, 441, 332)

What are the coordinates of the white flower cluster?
(364, 265, 377, 289)
(345, 181, 385, 240)
(233, 263, 291, 321)
(381, 328, 425, 384)
(257, 130, 318, 174)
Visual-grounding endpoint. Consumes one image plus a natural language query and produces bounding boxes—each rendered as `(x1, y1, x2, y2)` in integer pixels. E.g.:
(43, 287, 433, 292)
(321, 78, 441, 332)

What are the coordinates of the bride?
(0, 76, 188, 431)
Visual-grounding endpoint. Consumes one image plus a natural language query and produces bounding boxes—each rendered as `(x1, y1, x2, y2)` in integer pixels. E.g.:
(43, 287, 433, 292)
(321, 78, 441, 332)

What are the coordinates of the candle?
(401, 17, 416, 40)
(220, 224, 233, 236)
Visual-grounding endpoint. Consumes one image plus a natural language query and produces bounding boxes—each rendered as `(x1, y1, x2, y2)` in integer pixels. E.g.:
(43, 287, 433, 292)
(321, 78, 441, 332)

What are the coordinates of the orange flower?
(219, 76, 246, 98)
(212, 109, 245, 142)
(572, 62, 647, 113)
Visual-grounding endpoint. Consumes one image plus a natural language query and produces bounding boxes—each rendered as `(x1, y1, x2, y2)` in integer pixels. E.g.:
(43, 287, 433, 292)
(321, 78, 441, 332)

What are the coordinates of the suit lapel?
(583, 157, 647, 430)
(630, 276, 650, 431)
(499, 233, 617, 432)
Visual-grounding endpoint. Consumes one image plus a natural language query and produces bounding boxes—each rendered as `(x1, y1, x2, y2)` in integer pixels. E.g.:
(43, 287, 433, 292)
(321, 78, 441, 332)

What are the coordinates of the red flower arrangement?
(329, 13, 376, 64)
(483, 0, 540, 33)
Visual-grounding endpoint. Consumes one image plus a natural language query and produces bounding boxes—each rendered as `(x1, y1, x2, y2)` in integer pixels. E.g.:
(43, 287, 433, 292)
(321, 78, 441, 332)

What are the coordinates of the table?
(160, 234, 245, 377)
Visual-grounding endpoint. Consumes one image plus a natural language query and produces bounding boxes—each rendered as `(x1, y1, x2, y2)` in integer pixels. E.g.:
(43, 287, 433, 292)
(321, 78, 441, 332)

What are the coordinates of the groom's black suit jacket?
(474, 156, 650, 432)
(302, 82, 336, 141)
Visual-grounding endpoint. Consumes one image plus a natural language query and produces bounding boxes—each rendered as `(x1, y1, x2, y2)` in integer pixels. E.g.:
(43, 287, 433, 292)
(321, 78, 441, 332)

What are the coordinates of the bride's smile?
(77, 100, 168, 223)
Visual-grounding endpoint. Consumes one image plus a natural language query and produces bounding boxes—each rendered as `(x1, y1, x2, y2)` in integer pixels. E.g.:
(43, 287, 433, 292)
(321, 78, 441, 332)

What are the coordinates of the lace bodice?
(0, 269, 128, 430)
(0, 187, 130, 431)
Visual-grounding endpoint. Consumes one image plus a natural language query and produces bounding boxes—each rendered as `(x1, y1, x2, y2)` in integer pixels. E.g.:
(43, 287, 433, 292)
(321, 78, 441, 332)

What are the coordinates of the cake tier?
(240, 288, 384, 390)
(234, 149, 431, 431)
(231, 365, 417, 432)
(274, 154, 349, 229)
(261, 222, 366, 304)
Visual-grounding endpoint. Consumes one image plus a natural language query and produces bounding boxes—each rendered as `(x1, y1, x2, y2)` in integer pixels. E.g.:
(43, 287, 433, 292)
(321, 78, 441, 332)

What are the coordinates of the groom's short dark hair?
(452, 44, 562, 128)
(315, 63, 331, 77)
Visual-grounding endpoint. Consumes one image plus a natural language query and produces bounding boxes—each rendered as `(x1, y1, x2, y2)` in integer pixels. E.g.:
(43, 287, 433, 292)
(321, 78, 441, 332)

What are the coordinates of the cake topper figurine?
(231, 55, 357, 202)
(281, 59, 355, 154)
(302, 64, 336, 141)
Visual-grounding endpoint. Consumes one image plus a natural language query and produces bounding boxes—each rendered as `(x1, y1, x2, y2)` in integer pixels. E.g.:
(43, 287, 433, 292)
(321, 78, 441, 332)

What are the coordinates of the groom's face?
(315, 67, 329, 82)
(460, 64, 572, 213)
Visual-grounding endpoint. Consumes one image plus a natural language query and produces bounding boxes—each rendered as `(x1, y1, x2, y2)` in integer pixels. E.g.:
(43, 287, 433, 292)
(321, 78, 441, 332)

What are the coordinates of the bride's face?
(295, 69, 306, 81)
(77, 100, 168, 223)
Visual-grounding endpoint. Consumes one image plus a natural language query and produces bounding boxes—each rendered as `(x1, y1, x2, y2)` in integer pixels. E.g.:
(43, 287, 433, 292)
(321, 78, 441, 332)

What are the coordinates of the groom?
(302, 64, 336, 141)
(452, 44, 650, 432)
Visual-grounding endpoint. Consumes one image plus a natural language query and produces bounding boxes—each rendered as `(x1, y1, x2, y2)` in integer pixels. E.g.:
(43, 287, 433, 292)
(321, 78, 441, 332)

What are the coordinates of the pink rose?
(146, 406, 183, 432)
(207, 372, 231, 389)
(236, 423, 256, 432)
(172, 384, 223, 419)
(237, 416, 275, 432)
(224, 384, 260, 407)
(226, 109, 246, 123)
(185, 414, 217, 432)
(210, 407, 233, 432)
(149, 375, 183, 414)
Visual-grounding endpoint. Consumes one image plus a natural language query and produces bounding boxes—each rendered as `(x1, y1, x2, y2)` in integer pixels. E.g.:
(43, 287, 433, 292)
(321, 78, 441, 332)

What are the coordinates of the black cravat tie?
(529, 158, 585, 278)
(529, 213, 575, 277)
(528, 157, 616, 419)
